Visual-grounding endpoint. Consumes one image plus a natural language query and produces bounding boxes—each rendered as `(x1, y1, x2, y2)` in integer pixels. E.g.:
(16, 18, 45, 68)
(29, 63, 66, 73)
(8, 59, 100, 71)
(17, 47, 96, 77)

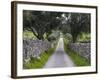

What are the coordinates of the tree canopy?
(23, 10, 62, 40)
(67, 13, 90, 42)
(23, 10, 90, 42)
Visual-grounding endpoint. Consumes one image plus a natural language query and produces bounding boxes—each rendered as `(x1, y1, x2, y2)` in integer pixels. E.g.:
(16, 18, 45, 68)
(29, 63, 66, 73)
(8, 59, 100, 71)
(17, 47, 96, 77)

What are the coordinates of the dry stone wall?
(23, 39, 51, 63)
(69, 43, 91, 61)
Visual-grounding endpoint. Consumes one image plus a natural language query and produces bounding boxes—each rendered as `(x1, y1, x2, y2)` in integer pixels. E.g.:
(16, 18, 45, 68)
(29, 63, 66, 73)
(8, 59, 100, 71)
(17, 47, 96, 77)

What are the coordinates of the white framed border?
(11, 1, 97, 78)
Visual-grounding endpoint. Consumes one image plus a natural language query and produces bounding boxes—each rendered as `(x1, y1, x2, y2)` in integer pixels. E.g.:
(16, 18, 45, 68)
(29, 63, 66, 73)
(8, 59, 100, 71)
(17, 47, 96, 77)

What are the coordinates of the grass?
(23, 43, 57, 69)
(77, 32, 91, 42)
(23, 31, 37, 39)
(23, 30, 60, 69)
(63, 38, 90, 66)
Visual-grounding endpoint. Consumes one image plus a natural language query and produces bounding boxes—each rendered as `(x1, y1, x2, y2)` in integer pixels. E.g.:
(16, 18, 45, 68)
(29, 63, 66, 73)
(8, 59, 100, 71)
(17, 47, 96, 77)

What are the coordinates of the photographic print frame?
(11, 1, 98, 78)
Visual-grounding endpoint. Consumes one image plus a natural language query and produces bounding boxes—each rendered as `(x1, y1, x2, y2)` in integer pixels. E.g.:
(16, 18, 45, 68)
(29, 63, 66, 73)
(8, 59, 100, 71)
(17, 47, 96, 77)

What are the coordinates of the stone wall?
(69, 43, 91, 61)
(23, 39, 51, 62)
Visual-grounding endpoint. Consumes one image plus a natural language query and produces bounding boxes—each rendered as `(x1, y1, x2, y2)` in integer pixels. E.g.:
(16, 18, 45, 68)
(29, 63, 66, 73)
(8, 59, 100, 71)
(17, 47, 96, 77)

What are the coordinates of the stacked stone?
(69, 43, 91, 61)
(23, 39, 51, 63)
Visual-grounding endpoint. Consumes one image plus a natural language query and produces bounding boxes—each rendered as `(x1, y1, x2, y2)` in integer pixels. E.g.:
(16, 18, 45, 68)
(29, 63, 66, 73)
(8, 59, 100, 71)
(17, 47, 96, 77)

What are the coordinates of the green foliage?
(64, 33, 72, 43)
(23, 30, 37, 39)
(23, 10, 90, 42)
(23, 10, 62, 40)
(67, 13, 90, 42)
(77, 32, 91, 42)
(63, 38, 90, 66)
(47, 31, 60, 42)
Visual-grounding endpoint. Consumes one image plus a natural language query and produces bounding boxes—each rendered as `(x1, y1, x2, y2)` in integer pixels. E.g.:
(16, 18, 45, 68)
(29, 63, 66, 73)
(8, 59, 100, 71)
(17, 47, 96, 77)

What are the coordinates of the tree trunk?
(72, 33, 77, 43)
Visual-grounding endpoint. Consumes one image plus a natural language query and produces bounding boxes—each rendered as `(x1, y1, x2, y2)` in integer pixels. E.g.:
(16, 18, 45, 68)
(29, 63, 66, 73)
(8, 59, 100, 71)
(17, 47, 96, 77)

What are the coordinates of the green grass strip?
(23, 43, 57, 69)
(63, 39, 90, 66)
